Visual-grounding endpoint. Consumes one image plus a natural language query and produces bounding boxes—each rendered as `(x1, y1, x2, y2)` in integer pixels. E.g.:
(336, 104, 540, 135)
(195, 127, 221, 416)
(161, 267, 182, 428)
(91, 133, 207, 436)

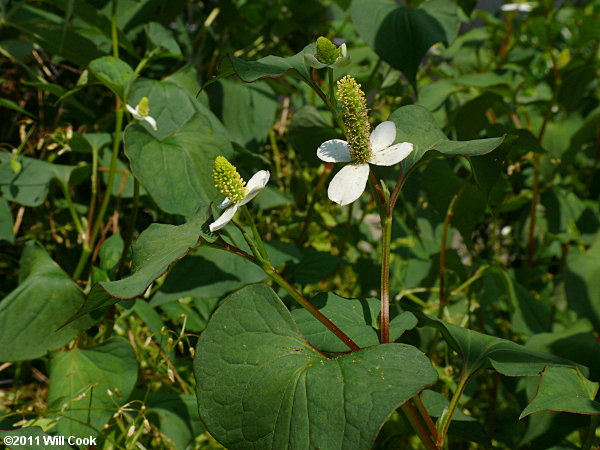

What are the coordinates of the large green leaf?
(0, 153, 82, 207)
(69, 210, 213, 320)
(292, 292, 417, 352)
(128, 79, 228, 142)
(152, 248, 266, 303)
(0, 198, 14, 243)
(563, 238, 600, 333)
(0, 242, 94, 362)
(194, 284, 437, 450)
(520, 366, 600, 418)
(228, 43, 315, 84)
(389, 105, 505, 175)
(124, 81, 233, 217)
(208, 79, 278, 148)
(89, 56, 137, 100)
(47, 338, 137, 438)
(420, 315, 584, 378)
(351, 0, 459, 82)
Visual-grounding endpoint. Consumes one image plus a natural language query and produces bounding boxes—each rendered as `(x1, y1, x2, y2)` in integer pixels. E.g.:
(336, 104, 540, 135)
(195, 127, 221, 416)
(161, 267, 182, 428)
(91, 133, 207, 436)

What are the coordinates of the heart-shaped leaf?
(0, 242, 94, 362)
(194, 284, 437, 450)
(68, 210, 213, 321)
(48, 337, 138, 438)
(124, 109, 233, 217)
(292, 292, 417, 352)
(389, 105, 505, 175)
(351, 0, 459, 82)
(520, 366, 600, 419)
(420, 315, 587, 378)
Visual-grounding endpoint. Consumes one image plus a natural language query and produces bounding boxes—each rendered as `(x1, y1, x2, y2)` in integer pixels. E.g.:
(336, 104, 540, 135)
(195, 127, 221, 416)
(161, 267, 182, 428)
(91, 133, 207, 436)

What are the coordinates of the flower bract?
(317, 121, 413, 206)
(209, 157, 270, 232)
(126, 97, 158, 130)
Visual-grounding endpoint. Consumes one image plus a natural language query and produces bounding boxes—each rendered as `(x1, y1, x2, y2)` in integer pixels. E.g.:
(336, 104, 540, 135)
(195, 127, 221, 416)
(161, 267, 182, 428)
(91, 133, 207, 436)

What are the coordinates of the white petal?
(239, 170, 270, 205)
(144, 115, 158, 131)
(331, 44, 351, 69)
(209, 205, 238, 232)
(369, 142, 414, 166)
(327, 163, 370, 206)
(317, 139, 352, 163)
(218, 197, 232, 209)
(126, 104, 142, 120)
(304, 54, 327, 69)
(370, 121, 396, 152)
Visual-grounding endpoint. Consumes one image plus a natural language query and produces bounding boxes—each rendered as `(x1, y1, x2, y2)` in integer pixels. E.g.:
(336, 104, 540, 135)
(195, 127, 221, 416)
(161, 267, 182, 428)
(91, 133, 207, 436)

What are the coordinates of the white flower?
(126, 103, 158, 131)
(501, 2, 536, 12)
(209, 170, 270, 232)
(317, 121, 413, 206)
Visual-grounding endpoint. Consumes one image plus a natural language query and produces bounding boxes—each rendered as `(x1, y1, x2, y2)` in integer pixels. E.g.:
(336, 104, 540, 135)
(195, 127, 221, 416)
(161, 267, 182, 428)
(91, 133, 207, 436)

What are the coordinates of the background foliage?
(0, 0, 598, 449)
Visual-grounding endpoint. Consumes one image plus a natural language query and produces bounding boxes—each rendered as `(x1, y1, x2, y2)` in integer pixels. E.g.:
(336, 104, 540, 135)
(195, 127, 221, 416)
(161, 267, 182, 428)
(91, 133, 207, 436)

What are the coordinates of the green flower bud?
(137, 97, 150, 117)
(336, 76, 371, 165)
(316, 36, 340, 65)
(212, 156, 247, 204)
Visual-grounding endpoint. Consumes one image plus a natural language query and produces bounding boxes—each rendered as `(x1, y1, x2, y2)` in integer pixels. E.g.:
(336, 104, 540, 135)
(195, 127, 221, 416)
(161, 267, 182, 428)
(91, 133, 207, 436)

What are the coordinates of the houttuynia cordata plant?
(0, 1, 598, 449)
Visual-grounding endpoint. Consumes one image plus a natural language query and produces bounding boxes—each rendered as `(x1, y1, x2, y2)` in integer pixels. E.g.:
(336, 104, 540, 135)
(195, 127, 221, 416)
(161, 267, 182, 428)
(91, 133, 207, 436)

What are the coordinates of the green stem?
(268, 129, 282, 180)
(402, 402, 439, 450)
(74, 105, 124, 280)
(438, 185, 465, 319)
(527, 153, 540, 266)
(60, 183, 85, 242)
(328, 68, 336, 110)
(380, 214, 392, 343)
(437, 370, 469, 447)
(582, 415, 598, 450)
(111, 0, 119, 58)
(413, 394, 439, 441)
(205, 240, 361, 352)
(241, 205, 270, 263)
(117, 178, 140, 276)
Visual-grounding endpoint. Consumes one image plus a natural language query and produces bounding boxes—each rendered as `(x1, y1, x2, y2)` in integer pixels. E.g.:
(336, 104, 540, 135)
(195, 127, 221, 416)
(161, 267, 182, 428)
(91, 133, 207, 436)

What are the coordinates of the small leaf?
(228, 43, 315, 84)
(0, 242, 95, 362)
(0, 198, 15, 244)
(388, 105, 505, 175)
(0, 153, 82, 207)
(68, 210, 213, 320)
(89, 56, 137, 100)
(195, 284, 437, 450)
(48, 338, 138, 438)
(292, 292, 417, 352)
(420, 315, 586, 378)
(520, 366, 600, 419)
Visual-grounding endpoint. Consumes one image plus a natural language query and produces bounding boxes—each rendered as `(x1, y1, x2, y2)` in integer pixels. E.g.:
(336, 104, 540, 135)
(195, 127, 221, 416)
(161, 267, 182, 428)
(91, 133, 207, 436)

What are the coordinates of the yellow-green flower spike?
(316, 36, 340, 65)
(137, 97, 150, 117)
(336, 75, 372, 165)
(212, 156, 247, 203)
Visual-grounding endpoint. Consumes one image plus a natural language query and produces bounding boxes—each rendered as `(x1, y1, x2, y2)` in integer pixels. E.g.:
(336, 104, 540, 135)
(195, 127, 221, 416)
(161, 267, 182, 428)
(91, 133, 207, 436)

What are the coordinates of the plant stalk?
(437, 370, 469, 447)
(380, 214, 392, 343)
(402, 401, 440, 450)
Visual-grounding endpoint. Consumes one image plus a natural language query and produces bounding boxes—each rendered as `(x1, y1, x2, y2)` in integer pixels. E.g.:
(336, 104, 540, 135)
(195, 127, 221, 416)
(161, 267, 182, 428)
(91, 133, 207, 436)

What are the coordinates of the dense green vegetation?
(0, 0, 598, 448)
